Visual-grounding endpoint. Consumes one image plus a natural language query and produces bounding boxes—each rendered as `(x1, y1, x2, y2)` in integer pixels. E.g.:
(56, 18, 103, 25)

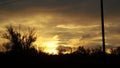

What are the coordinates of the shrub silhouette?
(111, 47, 120, 55)
(74, 46, 87, 54)
(2, 25, 37, 53)
(90, 47, 103, 54)
(2, 42, 12, 51)
(56, 45, 72, 55)
(73, 46, 104, 56)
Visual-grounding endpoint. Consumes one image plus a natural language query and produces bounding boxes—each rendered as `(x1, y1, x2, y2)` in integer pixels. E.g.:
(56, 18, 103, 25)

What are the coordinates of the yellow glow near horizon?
(106, 48, 112, 54)
(35, 36, 84, 55)
(43, 41, 59, 55)
(35, 35, 59, 55)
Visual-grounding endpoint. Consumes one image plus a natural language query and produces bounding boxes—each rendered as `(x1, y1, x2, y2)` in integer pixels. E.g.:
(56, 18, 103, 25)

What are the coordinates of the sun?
(35, 35, 60, 55)
(106, 48, 112, 54)
(35, 35, 74, 55)
(44, 48, 58, 55)
(43, 41, 59, 55)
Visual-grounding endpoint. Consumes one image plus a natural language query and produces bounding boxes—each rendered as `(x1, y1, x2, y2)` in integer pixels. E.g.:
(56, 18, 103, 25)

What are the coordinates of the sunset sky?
(0, 0, 120, 54)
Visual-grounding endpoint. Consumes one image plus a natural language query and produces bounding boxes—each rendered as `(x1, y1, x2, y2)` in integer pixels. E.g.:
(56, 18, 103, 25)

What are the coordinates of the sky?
(0, 0, 120, 53)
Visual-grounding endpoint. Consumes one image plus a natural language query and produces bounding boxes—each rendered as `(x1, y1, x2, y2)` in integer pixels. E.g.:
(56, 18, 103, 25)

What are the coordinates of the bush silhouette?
(111, 47, 120, 55)
(2, 25, 37, 53)
(56, 45, 72, 55)
(75, 46, 87, 54)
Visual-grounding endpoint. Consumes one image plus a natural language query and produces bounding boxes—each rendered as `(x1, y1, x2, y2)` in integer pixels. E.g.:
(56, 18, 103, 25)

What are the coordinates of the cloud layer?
(0, 0, 120, 49)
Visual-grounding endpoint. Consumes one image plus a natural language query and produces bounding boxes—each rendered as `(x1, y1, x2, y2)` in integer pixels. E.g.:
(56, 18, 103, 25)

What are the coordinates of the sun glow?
(36, 35, 59, 55)
(43, 41, 59, 55)
(106, 48, 112, 54)
(35, 35, 81, 55)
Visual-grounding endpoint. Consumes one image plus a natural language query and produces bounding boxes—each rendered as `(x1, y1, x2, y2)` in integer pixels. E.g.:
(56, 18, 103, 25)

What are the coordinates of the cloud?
(104, 0, 120, 17)
(0, 0, 100, 18)
(0, 0, 120, 17)
(1, 0, 119, 25)
(0, 0, 120, 49)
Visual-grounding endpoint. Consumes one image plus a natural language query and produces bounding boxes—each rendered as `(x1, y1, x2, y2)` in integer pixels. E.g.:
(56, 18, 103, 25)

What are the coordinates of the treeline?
(0, 25, 120, 66)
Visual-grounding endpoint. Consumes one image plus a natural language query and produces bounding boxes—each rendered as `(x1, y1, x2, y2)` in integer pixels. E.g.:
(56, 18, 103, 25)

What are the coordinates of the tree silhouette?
(91, 47, 103, 55)
(74, 46, 87, 54)
(111, 47, 120, 55)
(2, 42, 12, 51)
(56, 45, 72, 55)
(2, 25, 37, 53)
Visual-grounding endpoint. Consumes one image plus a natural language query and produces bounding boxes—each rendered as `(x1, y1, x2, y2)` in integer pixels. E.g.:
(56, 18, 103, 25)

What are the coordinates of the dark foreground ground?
(0, 53, 120, 67)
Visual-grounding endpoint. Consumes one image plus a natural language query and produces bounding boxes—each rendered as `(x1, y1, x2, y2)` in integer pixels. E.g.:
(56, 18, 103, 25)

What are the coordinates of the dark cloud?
(0, 0, 100, 16)
(0, 0, 119, 24)
(0, 0, 101, 26)
(0, 0, 17, 5)
(0, 0, 120, 17)
(0, 0, 119, 26)
(104, 0, 120, 17)
(108, 27, 120, 35)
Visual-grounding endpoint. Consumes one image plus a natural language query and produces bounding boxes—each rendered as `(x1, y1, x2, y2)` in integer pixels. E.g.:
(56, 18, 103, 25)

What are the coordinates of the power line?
(0, 0, 18, 5)
(0, 0, 26, 6)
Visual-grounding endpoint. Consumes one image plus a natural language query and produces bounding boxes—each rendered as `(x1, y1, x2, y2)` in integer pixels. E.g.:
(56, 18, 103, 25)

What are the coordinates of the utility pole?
(100, 0, 106, 55)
